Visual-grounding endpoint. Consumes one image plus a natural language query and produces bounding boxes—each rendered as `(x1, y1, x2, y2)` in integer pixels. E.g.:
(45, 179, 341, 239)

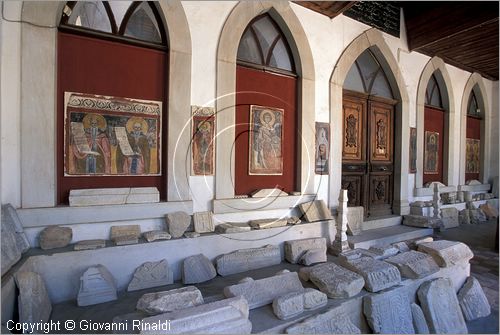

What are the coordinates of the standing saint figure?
(425, 132, 438, 173)
(255, 109, 282, 172)
(118, 117, 151, 174)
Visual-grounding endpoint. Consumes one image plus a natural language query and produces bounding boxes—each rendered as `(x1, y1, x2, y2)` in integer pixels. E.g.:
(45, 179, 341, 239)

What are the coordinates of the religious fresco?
(64, 92, 161, 176)
(315, 122, 330, 175)
(248, 105, 284, 175)
(466, 138, 480, 174)
(424, 131, 439, 174)
(409, 127, 417, 173)
(191, 106, 215, 176)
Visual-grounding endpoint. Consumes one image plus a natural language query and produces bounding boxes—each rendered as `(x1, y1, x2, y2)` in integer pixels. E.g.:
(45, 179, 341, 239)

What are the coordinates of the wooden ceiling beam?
(295, 1, 357, 19)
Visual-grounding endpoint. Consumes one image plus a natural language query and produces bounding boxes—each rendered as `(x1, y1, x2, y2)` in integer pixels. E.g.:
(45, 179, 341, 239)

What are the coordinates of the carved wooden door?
(342, 92, 394, 217)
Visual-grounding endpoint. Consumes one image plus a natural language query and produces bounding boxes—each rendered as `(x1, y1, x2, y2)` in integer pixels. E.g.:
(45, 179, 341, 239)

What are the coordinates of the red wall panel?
(57, 32, 167, 204)
(423, 106, 445, 184)
(235, 66, 297, 195)
(466, 116, 481, 181)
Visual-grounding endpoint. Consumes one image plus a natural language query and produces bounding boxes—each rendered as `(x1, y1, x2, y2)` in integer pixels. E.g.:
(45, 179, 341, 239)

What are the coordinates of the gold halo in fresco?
(82, 113, 107, 130)
(126, 117, 149, 134)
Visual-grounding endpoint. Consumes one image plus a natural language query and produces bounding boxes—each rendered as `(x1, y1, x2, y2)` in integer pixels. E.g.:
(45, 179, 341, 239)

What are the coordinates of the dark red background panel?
(423, 106, 445, 184)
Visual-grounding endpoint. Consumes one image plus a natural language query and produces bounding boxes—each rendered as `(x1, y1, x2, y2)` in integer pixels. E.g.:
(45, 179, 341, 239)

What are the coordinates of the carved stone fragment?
(77, 264, 117, 306)
(39, 226, 73, 250)
(110, 225, 141, 240)
(286, 305, 361, 334)
(440, 207, 459, 229)
(346, 206, 364, 235)
(248, 218, 287, 229)
(15, 272, 52, 325)
(338, 248, 381, 262)
(308, 262, 364, 298)
(182, 254, 217, 284)
(214, 222, 251, 234)
(385, 251, 440, 279)
(480, 203, 498, 219)
(340, 256, 401, 292)
(470, 208, 488, 224)
(411, 303, 429, 334)
(299, 248, 327, 266)
(368, 245, 399, 259)
(193, 211, 215, 233)
(216, 245, 281, 276)
(272, 288, 327, 320)
(143, 230, 171, 242)
(392, 241, 410, 253)
(251, 188, 288, 197)
(128, 259, 173, 292)
(458, 276, 491, 321)
(113, 235, 138, 246)
(165, 212, 191, 238)
(1, 204, 30, 275)
(417, 240, 473, 267)
(74, 239, 106, 251)
(284, 237, 326, 264)
(403, 215, 442, 228)
(297, 200, 333, 222)
(136, 286, 204, 315)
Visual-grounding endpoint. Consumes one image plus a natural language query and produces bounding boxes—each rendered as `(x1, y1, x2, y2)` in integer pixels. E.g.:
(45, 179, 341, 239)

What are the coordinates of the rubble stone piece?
(272, 288, 327, 320)
(39, 226, 72, 250)
(411, 303, 429, 334)
(385, 251, 440, 279)
(248, 218, 287, 229)
(214, 222, 251, 234)
(346, 206, 364, 235)
(459, 209, 471, 225)
(251, 188, 288, 197)
(193, 211, 215, 233)
(77, 264, 117, 306)
(458, 276, 491, 321)
(440, 207, 459, 229)
(410, 237, 433, 249)
(403, 215, 442, 228)
(182, 254, 217, 284)
(74, 239, 106, 251)
(417, 278, 467, 334)
(392, 241, 410, 253)
(479, 204, 498, 219)
(470, 208, 487, 224)
(143, 230, 171, 242)
(309, 262, 364, 298)
(297, 200, 333, 222)
(1, 204, 30, 275)
(417, 240, 473, 267)
(113, 235, 138, 246)
(223, 271, 303, 309)
(302, 288, 328, 310)
(340, 256, 401, 292)
(363, 285, 414, 334)
(140, 296, 251, 334)
(14, 272, 51, 325)
(338, 248, 381, 261)
(287, 216, 302, 225)
(136, 286, 204, 315)
(128, 259, 173, 292)
(299, 248, 327, 265)
(165, 212, 191, 238)
(110, 225, 141, 240)
(216, 245, 281, 276)
(184, 232, 200, 238)
(368, 245, 399, 258)
(298, 266, 313, 281)
(284, 237, 326, 264)
(286, 306, 361, 334)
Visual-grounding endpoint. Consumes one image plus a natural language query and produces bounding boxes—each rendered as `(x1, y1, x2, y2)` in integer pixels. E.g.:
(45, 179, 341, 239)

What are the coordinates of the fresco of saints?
(117, 117, 151, 174)
(251, 108, 283, 174)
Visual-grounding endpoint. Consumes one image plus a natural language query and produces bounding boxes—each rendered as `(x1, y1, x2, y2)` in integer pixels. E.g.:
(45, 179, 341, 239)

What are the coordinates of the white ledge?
(458, 184, 491, 192)
(213, 195, 316, 214)
(414, 185, 457, 197)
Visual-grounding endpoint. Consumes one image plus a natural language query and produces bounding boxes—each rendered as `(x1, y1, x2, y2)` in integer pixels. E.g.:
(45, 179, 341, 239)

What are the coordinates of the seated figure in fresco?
(256, 110, 282, 171)
(70, 113, 111, 174)
(117, 117, 151, 175)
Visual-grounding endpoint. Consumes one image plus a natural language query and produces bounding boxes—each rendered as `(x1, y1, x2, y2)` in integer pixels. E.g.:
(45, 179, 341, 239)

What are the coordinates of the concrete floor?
(48, 220, 499, 334)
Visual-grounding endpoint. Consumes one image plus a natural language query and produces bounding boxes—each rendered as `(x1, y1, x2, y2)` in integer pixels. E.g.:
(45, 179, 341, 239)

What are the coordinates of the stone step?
(362, 215, 402, 230)
(348, 225, 433, 249)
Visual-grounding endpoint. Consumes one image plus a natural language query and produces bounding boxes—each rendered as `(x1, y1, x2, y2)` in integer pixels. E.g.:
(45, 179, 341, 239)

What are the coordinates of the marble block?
(223, 271, 304, 309)
(143, 230, 171, 242)
(113, 235, 138, 246)
(193, 211, 215, 233)
(346, 206, 364, 235)
(440, 207, 459, 229)
(77, 265, 117, 306)
(308, 262, 365, 298)
(299, 248, 327, 265)
(403, 215, 442, 228)
(165, 212, 191, 238)
(136, 286, 204, 315)
(417, 278, 467, 334)
(298, 200, 333, 222)
(251, 188, 288, 197)
(69, 187, 159, 206)
(417, 240, 474, 267)
(286, 305, 361, 334)
(248, 218, 287, 229)
(110, 225, 141, 240)
(363, 285, 414, 334)
(1, 204, 30, 275)
(458, 276, 491, 321)
(409, 237, 433, 249)
(214, 222, 251, 234)
(385, 251, 440, 279)
(128, 259, 173, 292)
(284, 237, 327, 264)
(340, 256, 401, 292)
(411, 303, 430, 334)
(39, 226, 72, 250)
(15, 272, 52, 325)
(272, 288, 327, 320)
(216, 245, 281, 276)
(140, 296, 251, 334)
(74, 239, 106, 251)
(182, 254, 217, 284)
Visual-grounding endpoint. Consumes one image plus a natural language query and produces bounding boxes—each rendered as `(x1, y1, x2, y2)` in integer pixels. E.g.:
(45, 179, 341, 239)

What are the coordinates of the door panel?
(342, 97, 366, 162)
(369, 174, 392, 216)
(341, 174, 364, 207)
(370, 101, 393, 162)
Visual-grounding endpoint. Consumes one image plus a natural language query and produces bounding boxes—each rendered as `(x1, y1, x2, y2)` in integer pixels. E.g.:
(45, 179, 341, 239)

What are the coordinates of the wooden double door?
(341, 91, 396, 218)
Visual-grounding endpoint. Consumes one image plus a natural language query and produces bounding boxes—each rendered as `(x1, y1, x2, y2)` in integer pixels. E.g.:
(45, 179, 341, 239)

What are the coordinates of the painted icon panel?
(466, 138, 480, 174)
(424, 131, 439, 174)
(315, 122, 330, 175)
(191, 106, 215, 176)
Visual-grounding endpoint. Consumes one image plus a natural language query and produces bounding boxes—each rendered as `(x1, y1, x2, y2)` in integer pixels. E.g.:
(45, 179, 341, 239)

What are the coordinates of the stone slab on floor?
(136, 286, 204, 315)
(418, 240, 474, 267)
(348, 225, 433, 250)
(272, 288, 327, 320)
(77, 264, 117, 307)
(385, 250, 440, 279)
(418, 277, 468, 334)
(441, 207, 460, 229)
(128, 259, 173, 292)
(308, 262, 365, 299)
(458, 276, 491, 321)
(340, 256, 401, 292)
(299, 248, 326, 265)
(182, 254, 217, 284)
(15, 272, 52, 325)
(216, 245, 281, 276)
(284, 237, 326, 264)
(411, 303, 430, 334)
(285, 304, 361, 334)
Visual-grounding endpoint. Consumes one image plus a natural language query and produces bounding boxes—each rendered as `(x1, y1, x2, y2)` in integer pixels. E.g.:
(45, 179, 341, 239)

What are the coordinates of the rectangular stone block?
(441, 207, 459, 229)
(385, 251, 440, 279)
(214, 222, 251, 234)
(143, 230, 171, 242)
(140, 296, 251, 334)
(340, 256, 401, 292)
(193, 211, 215, 233)
(69, 187, 159, 206)
(272, 288, 327, 320)
(347, 206, 364, 235)
(110, 225, 141, 240)
(338, 248, 382, 262)
(308, 262, 364, 298)
(418, 240, 474, 267)
(136, 286, 204, 315)
(298, 200, 333, 222)
(114, 235, 138, 246)
(248, 218, 287, 229)
(74, 239, 106, 251)
(403, 215, 441, 228)
(250, 188, 288, 197)
(363, 285, 414, 334)
(411, 303, 430, 334)
(286, 305, 361, 334)
(284, 237, 326, 264)
(216, 245, 281, 276)
(223, 271, 304, 309)
(458, 276, 491, 321)
(299, 248, 327, 265)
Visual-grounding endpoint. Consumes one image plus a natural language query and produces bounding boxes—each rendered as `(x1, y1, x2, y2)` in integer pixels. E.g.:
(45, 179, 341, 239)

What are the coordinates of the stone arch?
(215, 1, 315, 200)
(415, 57, 456, 188)
(459, 73, 490, 184)
(329, 28, 410, 214)
(20, 0, 192, 207)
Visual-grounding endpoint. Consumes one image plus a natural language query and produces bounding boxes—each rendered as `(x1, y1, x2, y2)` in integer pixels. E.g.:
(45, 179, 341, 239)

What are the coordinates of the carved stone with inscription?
(15, 272, 52, 325)
(459, 209, 471, 225)
(363, 285, 414, 334)
(458, 276, 491, 321)
(39, 226, 73, 250)
(77, 265, 117, 306)
(417, 240, 473, 267)
(110, 225, 141, 245)
(411, 303, 429, 334)
(272, 288, 327, 320)
(182, 254, 217, 284)
(298, 200, 333, 222)
(193, 211, 215, 233)
(385, 251, 440, 279)
(214, 222, 251, 234)
(286, 305, 361, 334)
(479, 203, 499, 219)
(1, 204, 30, 275)
(74, 239, 106, 251)
(338, 248, 381, 262)
(216, 245, 281, 276)
(166, 212, 192, 238)
(299, 248, 327, 265)
(136, 286, 204, 315)
(440, 207, 459, 229)
(143, 230, 171, 242)
(284, 237, 327, 264)
(347, 206, 364, 235)
(417, 278, 468, 334)
(128, 259, 173, 292)
(340, 256, 401, 292)
(248, 218, 287, 229)
(308, 262, 365, 298)
(223, 271, 303, 309)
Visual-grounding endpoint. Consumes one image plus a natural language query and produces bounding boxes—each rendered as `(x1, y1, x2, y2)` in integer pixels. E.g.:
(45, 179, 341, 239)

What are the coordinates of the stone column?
(330, 189, 351, 256)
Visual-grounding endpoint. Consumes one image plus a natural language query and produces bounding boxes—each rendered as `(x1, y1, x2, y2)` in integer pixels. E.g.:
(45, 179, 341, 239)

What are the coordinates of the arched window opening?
(467, 91, 481, 118)
(465, 85, 482, 182)
(425, 74, 443, 108)
(237, 15, 295, 74)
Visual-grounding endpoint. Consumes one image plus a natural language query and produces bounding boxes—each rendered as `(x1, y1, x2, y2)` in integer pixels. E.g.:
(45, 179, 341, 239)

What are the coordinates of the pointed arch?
(415, 57, 455, 189)
(329, 28, 410, 214)
(215, 1, 315, 200)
